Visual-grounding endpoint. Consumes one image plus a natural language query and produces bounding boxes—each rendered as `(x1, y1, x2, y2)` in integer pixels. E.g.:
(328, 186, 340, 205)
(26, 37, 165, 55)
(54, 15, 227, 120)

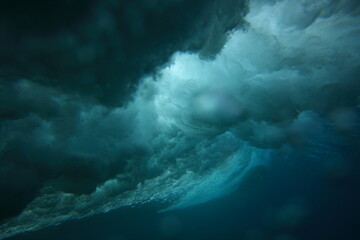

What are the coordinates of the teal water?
(1, 0, 360, 239)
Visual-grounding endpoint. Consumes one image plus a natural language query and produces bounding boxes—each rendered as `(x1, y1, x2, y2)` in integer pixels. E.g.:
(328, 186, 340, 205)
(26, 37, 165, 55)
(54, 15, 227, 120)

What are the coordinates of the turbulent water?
(0, 0, 359, 239)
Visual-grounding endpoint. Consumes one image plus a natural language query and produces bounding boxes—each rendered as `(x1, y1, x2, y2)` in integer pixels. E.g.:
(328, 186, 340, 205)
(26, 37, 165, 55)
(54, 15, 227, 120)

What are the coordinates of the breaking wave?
(1, 0, 360, 239)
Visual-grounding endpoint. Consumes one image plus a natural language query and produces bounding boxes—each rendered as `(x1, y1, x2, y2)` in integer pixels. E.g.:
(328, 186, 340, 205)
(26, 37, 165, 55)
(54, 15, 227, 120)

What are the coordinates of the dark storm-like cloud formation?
(0, 0, 248, 228)
(0, 0, 248, 106)
(1, 0, 360, 239)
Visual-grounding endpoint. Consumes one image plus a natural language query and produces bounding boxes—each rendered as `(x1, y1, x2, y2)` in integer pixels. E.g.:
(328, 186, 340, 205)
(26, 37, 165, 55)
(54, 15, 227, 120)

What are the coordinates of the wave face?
(1, 0, 360, 239)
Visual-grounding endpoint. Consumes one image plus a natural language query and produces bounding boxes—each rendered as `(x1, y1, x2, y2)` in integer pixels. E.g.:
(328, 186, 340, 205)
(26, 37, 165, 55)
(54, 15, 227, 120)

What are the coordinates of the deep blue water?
(7, 136, 360, 240)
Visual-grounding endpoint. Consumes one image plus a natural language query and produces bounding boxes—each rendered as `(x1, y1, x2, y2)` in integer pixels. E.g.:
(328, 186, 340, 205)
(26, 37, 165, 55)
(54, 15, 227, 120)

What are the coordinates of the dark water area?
(8, 137, 360, 240)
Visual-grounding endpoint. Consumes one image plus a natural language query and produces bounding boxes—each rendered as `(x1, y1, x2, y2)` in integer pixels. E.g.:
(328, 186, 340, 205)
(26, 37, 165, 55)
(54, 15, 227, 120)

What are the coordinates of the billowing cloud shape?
(1, 0, 360, 239)
(0, 0, 248, 106)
